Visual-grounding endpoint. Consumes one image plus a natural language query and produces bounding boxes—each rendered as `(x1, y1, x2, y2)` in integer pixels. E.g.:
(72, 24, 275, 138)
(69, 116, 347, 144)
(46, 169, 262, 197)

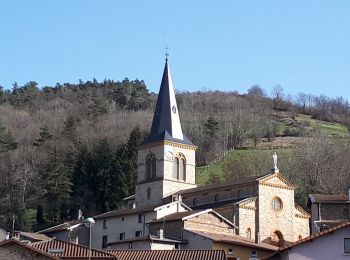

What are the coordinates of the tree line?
(0, 80, 350, 230)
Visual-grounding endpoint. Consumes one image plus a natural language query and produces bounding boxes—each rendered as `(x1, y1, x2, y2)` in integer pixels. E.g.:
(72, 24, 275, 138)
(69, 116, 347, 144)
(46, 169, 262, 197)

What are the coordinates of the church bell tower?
(135, 57, 197, 207)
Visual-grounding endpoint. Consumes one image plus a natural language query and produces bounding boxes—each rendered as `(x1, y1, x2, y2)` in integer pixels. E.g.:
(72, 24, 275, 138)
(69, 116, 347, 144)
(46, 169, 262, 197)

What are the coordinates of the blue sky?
(1, 1, 349, 99)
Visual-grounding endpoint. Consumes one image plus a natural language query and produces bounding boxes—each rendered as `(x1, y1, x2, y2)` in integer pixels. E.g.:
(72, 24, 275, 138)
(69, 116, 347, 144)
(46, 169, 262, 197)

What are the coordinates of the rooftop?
(31, 239, 117, 259)
(106, 249, 227, 260)
(37, 220, 83, 234)
(309, 194, 349, 203)
(107, 234, 186, 246)
(185, 229, 278, 251)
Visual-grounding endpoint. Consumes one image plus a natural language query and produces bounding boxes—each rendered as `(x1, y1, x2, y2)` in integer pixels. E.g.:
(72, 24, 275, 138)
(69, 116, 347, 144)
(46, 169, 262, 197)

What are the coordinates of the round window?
(272, 197, 283, 212)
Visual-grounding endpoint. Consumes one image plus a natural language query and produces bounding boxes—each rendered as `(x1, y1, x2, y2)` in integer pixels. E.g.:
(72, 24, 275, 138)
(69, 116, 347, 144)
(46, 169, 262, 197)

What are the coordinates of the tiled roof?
(106, 249, 227, 260)
(20, 231, 52, 241)
(186, 229, 278, 251)
(309, 194, 349, 203)
(37, 220, 83, 234)
(31, 239, 117, 259)
(147, 210, 200, 224)
(315, 220, 348, 231)
(107, 235, 184, 245)
(94, 205, 156, 220)
(280, 221, 350, 251)
(0, 239, 58, 259)
(176, 174, 270, 196)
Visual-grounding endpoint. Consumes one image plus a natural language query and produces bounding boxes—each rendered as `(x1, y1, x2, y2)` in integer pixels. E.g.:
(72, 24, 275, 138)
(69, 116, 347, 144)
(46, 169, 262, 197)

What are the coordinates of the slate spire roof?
(141, 58, 194, 146)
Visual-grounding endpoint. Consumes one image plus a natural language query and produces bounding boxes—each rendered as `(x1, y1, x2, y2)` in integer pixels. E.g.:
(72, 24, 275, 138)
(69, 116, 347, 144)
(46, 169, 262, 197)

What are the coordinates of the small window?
(298, 235, 302, 240)
(214, 194, 219, 202)
(246, 228, 252, 239)
(272, 197, 283, 212)
(228, 248, 233, 255)
(119, 233, 125, 240)
(103, 219, 107, 229)
(252, 250, 258, 257)
(102, 235, 108, 248)
(122, 217, 124, 221)
(128, 242, 132, 249)
(138, 214, 143, 223)
(345, 238, 350, 253)
(172, 105, 177, 113)
(135, 230, 142, 237)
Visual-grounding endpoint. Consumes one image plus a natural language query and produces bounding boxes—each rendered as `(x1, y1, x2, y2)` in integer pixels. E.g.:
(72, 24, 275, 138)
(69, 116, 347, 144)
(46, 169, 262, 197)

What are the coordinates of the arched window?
(246, 228, 252, 239)
(173, 157, 179, 179)
(145, 153, 156, 181)
(173, 153, 186, 181)
(151, 156, 156, 179)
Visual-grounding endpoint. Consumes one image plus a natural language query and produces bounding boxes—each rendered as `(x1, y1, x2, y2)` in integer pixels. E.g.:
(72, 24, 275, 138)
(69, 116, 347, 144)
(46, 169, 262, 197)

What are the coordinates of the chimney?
(132, 201, 136, 209)
(158, 228, 164, 240)
(77, 209, 83, 220)
(256, 232, 261, 244)
(13, 231, 20, 240)
(5, 232, 10, 240)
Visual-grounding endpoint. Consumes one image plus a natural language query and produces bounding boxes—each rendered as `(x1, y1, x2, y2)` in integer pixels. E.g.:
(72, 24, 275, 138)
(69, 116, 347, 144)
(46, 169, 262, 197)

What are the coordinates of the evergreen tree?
(115, 127, 145, 199)
(34, 127, 53, 147)
(41, 146, 72, 219)
(0, 124, 17, 153)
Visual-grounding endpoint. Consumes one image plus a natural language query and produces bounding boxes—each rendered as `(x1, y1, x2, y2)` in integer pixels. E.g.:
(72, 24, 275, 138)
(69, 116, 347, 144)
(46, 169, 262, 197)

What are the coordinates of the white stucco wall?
(182, 229, 213, 249)
(281, 226, 350, 260)
(0, 228, 7, 242)
(91, 211, 156, 249)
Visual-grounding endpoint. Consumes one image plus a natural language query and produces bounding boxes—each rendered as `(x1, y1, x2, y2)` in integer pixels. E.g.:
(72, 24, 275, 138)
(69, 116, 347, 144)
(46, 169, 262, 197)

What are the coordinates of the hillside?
(1, 80, 350, 230)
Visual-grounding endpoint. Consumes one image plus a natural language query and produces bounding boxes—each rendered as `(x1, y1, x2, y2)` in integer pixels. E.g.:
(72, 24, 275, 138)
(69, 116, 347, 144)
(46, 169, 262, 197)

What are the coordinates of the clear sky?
(1, 1, 349, 99)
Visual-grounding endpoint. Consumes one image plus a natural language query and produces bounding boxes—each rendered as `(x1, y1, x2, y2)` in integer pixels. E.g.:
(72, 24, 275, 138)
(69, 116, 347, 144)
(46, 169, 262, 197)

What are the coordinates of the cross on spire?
(165, 43, 170, 61)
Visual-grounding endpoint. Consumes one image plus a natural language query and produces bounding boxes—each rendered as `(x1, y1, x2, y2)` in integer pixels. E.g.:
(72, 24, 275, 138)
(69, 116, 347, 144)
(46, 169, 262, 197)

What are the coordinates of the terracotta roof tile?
(31, 239, 117, 259)
(106, 249, 227, 260)
(186, 230, 278, 251)
(279, 221, 350, 251)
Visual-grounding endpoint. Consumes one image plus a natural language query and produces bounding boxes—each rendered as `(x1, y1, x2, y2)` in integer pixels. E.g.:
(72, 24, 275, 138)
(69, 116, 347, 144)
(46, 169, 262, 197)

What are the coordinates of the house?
(37, 220, 89, 246)
(0, 224, 10, 242)
(183, 229, 278, 260)
(0, 239, 58, 260)
(92, 200, 190, 249)
(107, 234, 186, 250)
(265, 221, 350, 260)
(147, 209, 236, 240)
(12, 231, 51, 243)
(30, 238, 117, 259)
(106, 249, 227, 260)
(308, 193, 349, 234)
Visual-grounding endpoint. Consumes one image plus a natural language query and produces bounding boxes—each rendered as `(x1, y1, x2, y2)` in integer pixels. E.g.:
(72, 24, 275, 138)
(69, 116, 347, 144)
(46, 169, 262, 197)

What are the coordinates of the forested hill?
(1, 80, 350, 231)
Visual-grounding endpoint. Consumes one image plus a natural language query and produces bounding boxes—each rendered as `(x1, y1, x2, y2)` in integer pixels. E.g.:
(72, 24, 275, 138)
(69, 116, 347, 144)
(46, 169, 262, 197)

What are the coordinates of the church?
(80, 56, 309, 256)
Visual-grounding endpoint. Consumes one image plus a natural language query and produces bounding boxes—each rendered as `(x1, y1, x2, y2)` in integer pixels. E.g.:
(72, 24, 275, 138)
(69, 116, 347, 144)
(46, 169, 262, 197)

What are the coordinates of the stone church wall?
(258, 182, 295, 244)
(184, 213, 234, 235)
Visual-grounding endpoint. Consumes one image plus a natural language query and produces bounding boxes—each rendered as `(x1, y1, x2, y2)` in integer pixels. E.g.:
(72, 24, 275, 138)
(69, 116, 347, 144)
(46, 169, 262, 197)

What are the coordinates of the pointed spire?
(142, 58, 193, 146)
